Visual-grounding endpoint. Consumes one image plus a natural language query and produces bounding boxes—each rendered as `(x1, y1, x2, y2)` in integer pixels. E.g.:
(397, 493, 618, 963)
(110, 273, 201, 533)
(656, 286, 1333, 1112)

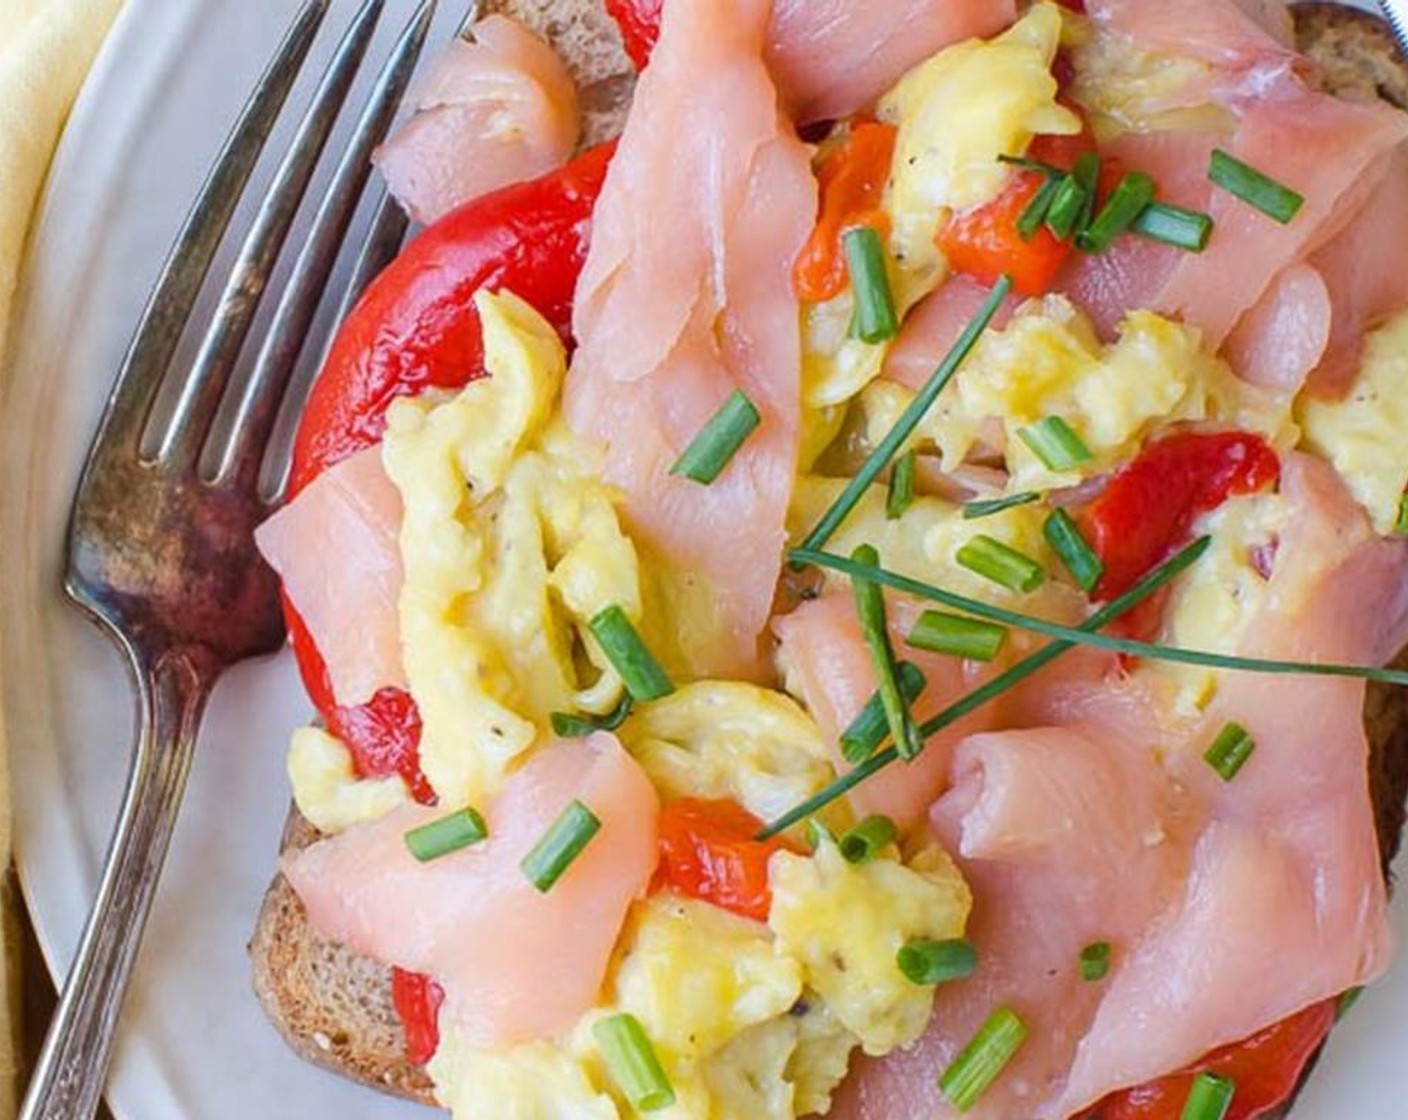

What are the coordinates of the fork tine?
(216, 0, 438, 493)
(76, 0, 330, 463)
(153, 0, 389, 470)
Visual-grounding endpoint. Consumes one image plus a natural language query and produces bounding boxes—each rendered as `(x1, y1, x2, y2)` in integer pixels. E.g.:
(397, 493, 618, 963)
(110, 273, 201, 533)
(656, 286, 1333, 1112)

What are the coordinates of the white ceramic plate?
(5, 2, 1407, 1118)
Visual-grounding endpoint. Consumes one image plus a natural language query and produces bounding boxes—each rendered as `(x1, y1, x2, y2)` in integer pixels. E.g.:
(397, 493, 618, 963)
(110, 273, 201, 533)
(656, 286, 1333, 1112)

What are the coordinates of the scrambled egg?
(803, 3, 1079, 411)
(879, 2, 1080, 277)
(430, 1033, 619, 1120)
(769, 841, 972, 1055)
(619, 682, 835, 823)
(1144, 492, 1288, 711)
(790, 476, 1086, 622)
(286, 726, 408, 834)
(1299, 308, 1408, 536)
(857, 297, 1290, 492)
(382, 290, 642, 804)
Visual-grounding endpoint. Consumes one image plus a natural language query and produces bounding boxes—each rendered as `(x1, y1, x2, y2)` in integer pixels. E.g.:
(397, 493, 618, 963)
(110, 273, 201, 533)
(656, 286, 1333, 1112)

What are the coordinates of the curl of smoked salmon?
(280, 142, 617, 794)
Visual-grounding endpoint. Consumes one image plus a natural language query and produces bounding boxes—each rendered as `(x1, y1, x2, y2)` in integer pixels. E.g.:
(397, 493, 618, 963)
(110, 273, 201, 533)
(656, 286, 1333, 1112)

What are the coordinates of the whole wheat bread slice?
(248, 3, 1408, 1112)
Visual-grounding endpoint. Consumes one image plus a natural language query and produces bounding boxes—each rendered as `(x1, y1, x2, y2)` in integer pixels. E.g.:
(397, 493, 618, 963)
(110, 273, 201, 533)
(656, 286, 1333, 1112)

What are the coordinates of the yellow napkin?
(0, 1, 125, 1112)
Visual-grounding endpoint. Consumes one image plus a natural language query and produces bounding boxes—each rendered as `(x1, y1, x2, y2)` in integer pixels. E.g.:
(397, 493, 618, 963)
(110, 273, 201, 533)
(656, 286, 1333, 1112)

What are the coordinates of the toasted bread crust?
(249, 2, 1408, 1113)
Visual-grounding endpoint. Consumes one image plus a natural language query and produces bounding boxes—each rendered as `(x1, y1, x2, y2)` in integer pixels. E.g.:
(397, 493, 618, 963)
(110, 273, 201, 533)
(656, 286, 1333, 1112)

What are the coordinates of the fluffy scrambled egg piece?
(858, 297, 1288, 493)
(790, 476, 1086, 621)
(879, 2, 1080, 276)
(1143, 492, 1287, 711)
(804, 3, 1079, 411)
(1299, 309, 1408, 536)
(285, 726, 408, 834)
(430, 1032, 619, 1120)
(768, 841, 972, 1055)
(619, 683, 835, 823)
(567, 896, 860, 1120)
(383, 290, 642, 805)
(606, 895, 803, 1066)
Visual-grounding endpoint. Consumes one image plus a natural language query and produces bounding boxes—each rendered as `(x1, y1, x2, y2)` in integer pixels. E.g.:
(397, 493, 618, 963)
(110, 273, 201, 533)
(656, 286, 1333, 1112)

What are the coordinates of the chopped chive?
(1079, 171, 1156, 253)
(1396, 494, 1408, 536)
(938, 1007, 1029, 1112)
(839, 815, 899, 863)
(403, 808, 488, 863)
(1018, 174, 1064, 241)
(956, 535, 1046, 594)
(1132, 202, 1214, 252)
(1018, 416, 1092, 472)
(593, 1013, 676, 1112)
(1079, 941, 1112, 982)
(1209, 149, 1304, 224)
(1204, 722, 1256, 782)
(1180, 1072, 1236, 1120)
(844, 226, 900, 344)
(887, 450, 917, 520)
(852, 544, 923, 760)
(898, 938, 979, 985)
(787, 542, 1408, 687)
(1043, 509, 1104, 593)
(589, 605, 674, 702)
(840, 661, 927, 763)
(908, 610, 1007, 662)
(756, 538, 1211, 839)
(670, 389, 761, 485)
(963, 491, 1041, 520)
(520, 799, 601, 893)
(1075, 153, 1101, 235)
(798, 276, 1014, 556)
(550, 694, 634, 739)
(1044, 172, 1089, 241)
(1337, 986, 1365, 1020)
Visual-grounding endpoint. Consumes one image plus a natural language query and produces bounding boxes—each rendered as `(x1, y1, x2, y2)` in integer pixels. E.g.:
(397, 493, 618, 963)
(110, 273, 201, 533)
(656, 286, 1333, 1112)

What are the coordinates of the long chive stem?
(798, 276, 1013, 555)
(551, 694, 635, 739)
(840, 661, 927, 763)
(852, 545, 923, 760)
(756, 539, 1210, 839)
(964, 491, 1041, 520)
(790, 546, 1408, 687)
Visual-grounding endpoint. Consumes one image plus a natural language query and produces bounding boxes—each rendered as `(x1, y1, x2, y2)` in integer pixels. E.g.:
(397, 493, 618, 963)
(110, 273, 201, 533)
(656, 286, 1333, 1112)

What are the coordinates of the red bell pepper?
(280, 144, 616, 795)
(391, 967, 445, 1067)
(793, 121, 899, 304)
(1082, 431, 1281, 602)
(1086, 1000, 1337, 1120)
(654, 798, 797, 922)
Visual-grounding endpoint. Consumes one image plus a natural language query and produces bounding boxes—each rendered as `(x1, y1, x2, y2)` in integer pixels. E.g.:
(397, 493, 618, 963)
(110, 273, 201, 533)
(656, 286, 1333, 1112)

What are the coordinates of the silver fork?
(1378, 0, 1408, 55)
(20, 2, 436, 1117)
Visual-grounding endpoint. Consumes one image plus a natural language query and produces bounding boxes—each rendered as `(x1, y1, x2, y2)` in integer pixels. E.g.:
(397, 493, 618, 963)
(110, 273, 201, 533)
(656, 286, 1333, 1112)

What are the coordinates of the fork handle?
(20, 649, 214, 1120)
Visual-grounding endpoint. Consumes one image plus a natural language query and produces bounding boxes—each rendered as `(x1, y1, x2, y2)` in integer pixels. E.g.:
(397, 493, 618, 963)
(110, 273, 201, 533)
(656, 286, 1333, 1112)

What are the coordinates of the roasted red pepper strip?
(937, 171, 1074, 298)
(280, 144, 616, 795)
(289, 141, 615, 496)
(605, 0, 661, 71)
(655, 798, 797, 922)
(794, 121, 899, 304)
(936, 129, 1094, 298)
(1085, 1000, 1337, 1120)
(1082, 431, 1281, 602)
(391, 967, 445, 1067)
